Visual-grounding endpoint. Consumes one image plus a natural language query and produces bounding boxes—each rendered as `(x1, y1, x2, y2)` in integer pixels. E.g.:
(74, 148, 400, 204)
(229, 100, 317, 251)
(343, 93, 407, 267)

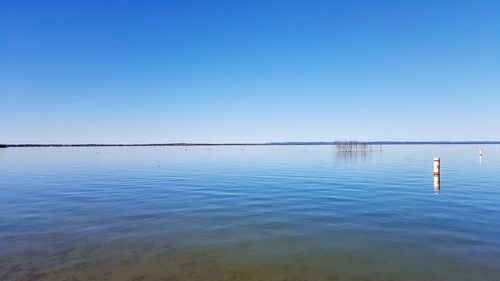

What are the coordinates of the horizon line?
(2, 141, 500, 148)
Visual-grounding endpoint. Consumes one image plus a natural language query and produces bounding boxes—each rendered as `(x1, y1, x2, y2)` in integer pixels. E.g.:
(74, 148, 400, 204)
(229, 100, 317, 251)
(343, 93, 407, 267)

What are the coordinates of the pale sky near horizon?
(1, 0, 499, 144)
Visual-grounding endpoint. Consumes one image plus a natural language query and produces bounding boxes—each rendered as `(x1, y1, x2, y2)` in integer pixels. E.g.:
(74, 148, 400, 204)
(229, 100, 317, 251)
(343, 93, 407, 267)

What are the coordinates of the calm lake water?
(1, 145, 499, 281)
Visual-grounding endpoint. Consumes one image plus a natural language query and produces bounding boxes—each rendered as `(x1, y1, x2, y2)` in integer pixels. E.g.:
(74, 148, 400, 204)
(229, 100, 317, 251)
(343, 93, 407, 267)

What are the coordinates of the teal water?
(0, 145, 499, 280)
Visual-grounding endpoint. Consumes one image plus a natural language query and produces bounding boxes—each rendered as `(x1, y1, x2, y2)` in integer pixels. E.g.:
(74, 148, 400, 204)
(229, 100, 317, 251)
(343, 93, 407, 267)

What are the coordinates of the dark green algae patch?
(1, 241, 499, 281)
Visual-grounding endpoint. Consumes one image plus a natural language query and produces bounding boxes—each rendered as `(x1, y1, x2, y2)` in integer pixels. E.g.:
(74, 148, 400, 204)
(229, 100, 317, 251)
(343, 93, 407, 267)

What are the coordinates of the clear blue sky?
(1, 0, 499, 143)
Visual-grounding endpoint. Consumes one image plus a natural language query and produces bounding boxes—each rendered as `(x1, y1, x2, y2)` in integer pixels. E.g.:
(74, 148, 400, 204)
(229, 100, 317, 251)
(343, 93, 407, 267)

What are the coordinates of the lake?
(1, 145, 499, 281)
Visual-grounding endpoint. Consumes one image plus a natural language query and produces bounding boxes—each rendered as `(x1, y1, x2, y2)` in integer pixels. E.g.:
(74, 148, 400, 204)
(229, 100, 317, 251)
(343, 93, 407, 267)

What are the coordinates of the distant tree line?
(1, 141, 499, 148)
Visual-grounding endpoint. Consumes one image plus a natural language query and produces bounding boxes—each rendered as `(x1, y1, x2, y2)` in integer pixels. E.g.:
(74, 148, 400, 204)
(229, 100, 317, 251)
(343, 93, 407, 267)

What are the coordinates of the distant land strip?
(2, 141, 500, 148)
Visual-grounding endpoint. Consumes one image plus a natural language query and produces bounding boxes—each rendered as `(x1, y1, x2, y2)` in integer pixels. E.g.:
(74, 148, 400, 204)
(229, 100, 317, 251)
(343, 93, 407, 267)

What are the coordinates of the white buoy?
(480, 147, 483, 156)
(433, 157, 440, 175)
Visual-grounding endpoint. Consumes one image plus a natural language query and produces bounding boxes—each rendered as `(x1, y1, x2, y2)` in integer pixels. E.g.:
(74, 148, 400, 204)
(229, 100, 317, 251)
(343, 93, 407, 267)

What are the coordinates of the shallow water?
(1, 145, 499, 281)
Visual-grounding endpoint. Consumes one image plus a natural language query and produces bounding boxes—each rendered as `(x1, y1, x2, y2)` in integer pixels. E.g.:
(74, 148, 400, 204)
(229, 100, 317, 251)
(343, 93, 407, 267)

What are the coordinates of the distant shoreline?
(2, 141, 500, 148)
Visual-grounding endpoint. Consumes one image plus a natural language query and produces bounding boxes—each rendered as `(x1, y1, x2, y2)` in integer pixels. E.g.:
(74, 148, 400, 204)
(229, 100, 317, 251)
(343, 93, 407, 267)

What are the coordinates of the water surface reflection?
(0, 145, 499, 281)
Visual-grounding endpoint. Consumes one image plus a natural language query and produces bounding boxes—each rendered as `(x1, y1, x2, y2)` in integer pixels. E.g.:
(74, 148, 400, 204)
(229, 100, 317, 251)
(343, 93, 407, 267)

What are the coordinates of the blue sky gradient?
(1, 0, 499, 143)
